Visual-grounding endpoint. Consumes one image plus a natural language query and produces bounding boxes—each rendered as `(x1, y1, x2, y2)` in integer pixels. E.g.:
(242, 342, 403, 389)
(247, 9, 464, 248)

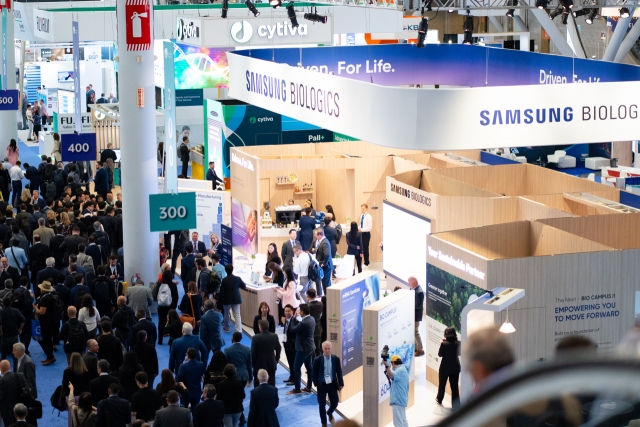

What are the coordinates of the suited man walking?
(12, 343, 36, 400)
(95, 384, 131, 427)
(219, 264, 246, 333)
(176, 347, 206, 410)
(313, 342, 344, 427)
(126, 279, 153, 320)
(313, 229, 333, 296)
(248, 370, 280, 427)
(251, 319, 281, 387)
(153, 390, 192, 427)
(180, 244, 196, 294)
(0, 360, 29, 426)
(280, 229, 300, 270)
(89, 359, 120, 406)
(223, 332, 252, 385)
(286, 304, 315, 395)
(199, 299, 225, 363)
(281, 305, 297, 384)
(193, 384, 224, 427)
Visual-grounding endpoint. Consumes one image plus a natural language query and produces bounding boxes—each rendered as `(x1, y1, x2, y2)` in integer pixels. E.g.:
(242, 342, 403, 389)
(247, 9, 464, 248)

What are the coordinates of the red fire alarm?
(137, 88, 144, 107)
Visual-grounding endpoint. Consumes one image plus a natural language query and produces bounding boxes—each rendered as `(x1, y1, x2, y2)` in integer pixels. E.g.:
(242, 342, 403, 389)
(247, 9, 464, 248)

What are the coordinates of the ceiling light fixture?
(499, 307, 516, 334)
(286, 2, 299, 27)
(304, 6, 328, 24)
(620, 6, 630, 17)
(416, 16, 428, 48)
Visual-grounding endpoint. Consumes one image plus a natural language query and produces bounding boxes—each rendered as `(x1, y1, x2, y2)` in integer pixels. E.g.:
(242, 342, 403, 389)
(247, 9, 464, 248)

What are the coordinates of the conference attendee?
(107, 93, 117, 103)
(6, 239, 27, 280)
(95, 383, 131, 427)
(130, 372, 162, 423)
(97, 320, 124, 371)
(29, 235, 50, 287)
(180, 281, 202, 330)
(10, 403, 37, 427)
(280, 229, 299, 270)
(292, 245, 310, 301)
(89, 360, 120, 406)
(408, 276, 425, 357)
(199, 299, 224, 363)
(248, 369, 280, 427)
(252, 302, 276, 335)
(287, 304, 315, 395)
(215, 364, 246, 427)
(59, 306, 89, 364)
(59, 227, 87, 266)
(131, 309, 157, 347)
(281, 305, 297, 384)
(345, 222, 363, 275)
(313, 229, 333, 296)
(169, 322, 207, 374)
(131, 330, 159, 387)
(154, 270, 179, 345)
(463, 327, 515, 393)
(9, 161, 24, 207)
(86, 236, 105, 269)
(23, 163, 41, 202)
(180, 243, 196, 294)
(107, 255, 124, 284)
(176, 347, 206, 410)
(99, 143, 117, 165)
(298, 208, 315, 252)
(33, 281, 59, 365)
(83, 339, 100, 381)
(94, 162, 109, 208)
(436, 327, 461, 410)
(76, 243, 94, 275)
(251, 319, 281, 387)
(358, 204, 372, 266)
(273, 267, 299, 318)
(112, 296, 136, 350)
(126, 278, 153, 320)
(206, 162, 223, 188)
(12, 343, 36, 401)
(382, 355, 409, 427)
(0, 360, 28, 426)
(195, 258, 214, 300)
(96, 93, 108, 104)
(306, 288, 323, 357)
(32, 217, 54, 246)
(313, 341, 344, 427)
(153, 390, 191, 427)
(0, 295, 25, 363)
(322, 217, 338, 258)
(117, 351, 144, 401)
(61, 352, 91, 399)
(194, 384, 225, 427)
(67, 384, 97, 427)
(219, 264, 246, 333)
(78, 293, 100, 339)
(223, 332, 252, 385)
(179, 137, 190, 179)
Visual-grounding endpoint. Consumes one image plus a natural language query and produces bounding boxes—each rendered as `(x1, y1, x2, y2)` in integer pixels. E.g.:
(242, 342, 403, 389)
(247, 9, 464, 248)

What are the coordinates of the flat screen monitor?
(58, 71, 75, 83)
(382, 200, 431, 285)
(100, 149, 121, 163)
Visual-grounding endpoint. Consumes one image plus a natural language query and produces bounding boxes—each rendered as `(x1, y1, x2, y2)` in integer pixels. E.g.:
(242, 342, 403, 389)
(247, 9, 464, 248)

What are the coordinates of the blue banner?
(175, 88, 203, 106)
(220, 224, 232, 266)
(163, 41, 178, 194)
(0, 90, 20, 110)
(1, 9, 7, 91)
(72, 21, 82, 133)
(235, 44, 640, 88)
(60, 133, 97, 162)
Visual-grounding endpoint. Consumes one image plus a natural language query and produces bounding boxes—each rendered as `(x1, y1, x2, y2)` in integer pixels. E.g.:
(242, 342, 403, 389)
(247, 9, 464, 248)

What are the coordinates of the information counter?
(191, 149, 204, 180)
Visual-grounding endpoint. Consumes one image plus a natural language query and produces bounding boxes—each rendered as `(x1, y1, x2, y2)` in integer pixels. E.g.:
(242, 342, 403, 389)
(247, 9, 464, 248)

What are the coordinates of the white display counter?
(38, 132, 54, 158)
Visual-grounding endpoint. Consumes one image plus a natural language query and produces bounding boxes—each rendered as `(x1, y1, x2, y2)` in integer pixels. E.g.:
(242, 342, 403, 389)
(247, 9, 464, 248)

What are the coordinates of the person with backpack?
(13, 277, 34, 354)
(70, 274, 91, 312)
(60, 305, 89, 364)
(111, 296, 136, 350)
(153, 270, 179, 345)
(0, 295, 25, 365)
(90, 266, 117, 319)
(195, 258, 213, 301)
(52, 162, 68, 199)
(34, 281, 63, 365)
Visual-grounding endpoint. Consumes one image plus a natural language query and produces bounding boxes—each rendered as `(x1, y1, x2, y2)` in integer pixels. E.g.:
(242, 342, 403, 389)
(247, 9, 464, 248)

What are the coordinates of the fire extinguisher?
(131, 11, 148, 38)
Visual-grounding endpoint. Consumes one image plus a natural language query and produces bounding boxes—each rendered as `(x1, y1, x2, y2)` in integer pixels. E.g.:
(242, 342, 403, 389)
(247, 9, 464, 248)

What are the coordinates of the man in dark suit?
(23, 164, 41, 197)
(28, 236, 50, 288)
(90, 359, 121, 406)
(59, 227, 86, 267)
(206, 162, 223, 188)
(179, 137, 190, 179)
(282, 305, 297, 384)
(12, 343, 36, 400)
(83, 339, 100, 380)
(251, 319, 281, 387)
(131, 309, 157, 347)
(248, 369, 280, 427)
(0, 360, 28, 426)
(186, 232, 206, 257)
(106, 256, 124, 284)
(287, 304, 315, 395)
(95, 383, 130, 427)
(194, 384, 224, 427)
(93, 162, 110, 199)
(313, 229, 333, 296)
(280, 229, 299, 270)
(8, 403, 36, 427)
(97, 320, 123, 371)
(409, 276, 426, 357)
(199, 299, 224, 363)
(219, 264, 247, 333)
(313, 342, 344, 427)
(100, 207, 118, 250)
(180, 243, 196, 293)
(223, 332, 252, 384)
(85, 236, 105, 270)
(306, 288, 323, 357)
(1, 258, 20, 290)
(131, 330, 159, 387)
(48, 226, 66, 268)
(176, 347, 206, 410)
(153, 390, 191, 427)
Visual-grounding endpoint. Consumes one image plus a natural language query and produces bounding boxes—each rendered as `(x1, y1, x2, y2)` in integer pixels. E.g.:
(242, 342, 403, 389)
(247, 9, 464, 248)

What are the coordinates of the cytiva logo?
(231, 20, 253, 44)
(257, 21, 308, 39)
(249, 116, 273, 124)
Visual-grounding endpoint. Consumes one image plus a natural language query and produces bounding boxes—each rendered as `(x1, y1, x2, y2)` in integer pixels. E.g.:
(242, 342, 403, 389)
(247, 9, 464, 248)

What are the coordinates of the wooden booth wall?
(92, 115, 120, 159)
(522, 192, 622, 216)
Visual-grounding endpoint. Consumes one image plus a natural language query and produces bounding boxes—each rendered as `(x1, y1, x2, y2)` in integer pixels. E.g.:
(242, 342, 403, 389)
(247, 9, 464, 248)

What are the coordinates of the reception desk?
(239, 283, 280, 328)
(190, 149, 204, 180)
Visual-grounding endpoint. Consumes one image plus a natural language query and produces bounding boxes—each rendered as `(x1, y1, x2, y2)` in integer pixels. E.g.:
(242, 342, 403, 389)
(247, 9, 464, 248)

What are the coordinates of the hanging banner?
(60, 133, 97, 162)
(125, 0, 151, 51)
(1, 8, 7, 91)
(163, 41, 177, 194)
(72, 21, 82, 133)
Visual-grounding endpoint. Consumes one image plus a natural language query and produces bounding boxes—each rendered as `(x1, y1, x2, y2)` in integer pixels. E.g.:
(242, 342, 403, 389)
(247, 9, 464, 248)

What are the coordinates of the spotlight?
(286, 2, 299, 27)
(549, 5, 563, 19)
(246, 0, 260, 16)
(304, 8, 328, 23)
(270, 0, 282, 7)
(561, 12, 568, 24)
(463, 12, 473, 44)
(506, 0, 517, 18)
(221, 0, 228, 18)
(585, 8, 599, 24)
(535, 0, 548, 9)
(448, 8, 454, 12)
(620, 6, 630, 17)
(416, 16, 428, 48)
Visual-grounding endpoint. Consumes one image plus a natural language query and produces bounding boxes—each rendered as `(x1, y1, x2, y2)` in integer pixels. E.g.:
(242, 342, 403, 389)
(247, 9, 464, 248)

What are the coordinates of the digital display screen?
(58, 71, 75, 83)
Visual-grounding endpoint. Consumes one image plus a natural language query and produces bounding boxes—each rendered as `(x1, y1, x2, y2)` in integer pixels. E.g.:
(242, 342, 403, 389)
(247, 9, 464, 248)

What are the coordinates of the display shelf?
(275, 182, 294, 185)
(294, 191, 314, 194)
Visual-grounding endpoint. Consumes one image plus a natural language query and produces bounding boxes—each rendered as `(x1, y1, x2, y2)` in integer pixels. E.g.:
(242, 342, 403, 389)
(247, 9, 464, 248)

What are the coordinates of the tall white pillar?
(0, 10, 17, 149)
(116, 0, 158, 283)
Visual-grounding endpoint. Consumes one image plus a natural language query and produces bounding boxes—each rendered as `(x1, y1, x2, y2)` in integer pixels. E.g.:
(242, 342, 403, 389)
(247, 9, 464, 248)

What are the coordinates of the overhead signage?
(60, 133, 97, 162)
(231, 152, 254, 171)
(72, 21, 81, 132)
(58, 113, 92, 134)
(33, 9, 53, 41)
(125, 0, 151, 51)
(176, 17, 200, 42)
(428, 246, 485, 280)
(175, 89, 203, 107)
(227, 52, 640, 150)
(149, 192, 197, 232)
(0, 90, 19, 110)
(163, 40, 178, 194)
(220, 224, 232, 266)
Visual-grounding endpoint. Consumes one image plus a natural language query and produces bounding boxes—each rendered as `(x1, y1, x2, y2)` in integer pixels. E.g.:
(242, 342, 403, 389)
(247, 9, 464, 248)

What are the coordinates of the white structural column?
(614, 16, 640, 62)
(0, 12, 17, 150)
(527, 3, 575, 57)
(603, 8, 635, 61)
(488, 16, 504, 32)
(115, 0, 158, 283)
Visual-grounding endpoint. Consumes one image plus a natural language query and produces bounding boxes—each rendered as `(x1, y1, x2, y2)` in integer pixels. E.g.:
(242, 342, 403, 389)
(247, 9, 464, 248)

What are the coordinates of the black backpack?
(53, 169, 64, 186)
(46, 181, 57, 199)
(11, 289, 25, 311)
(44, 294, 64, 320)
(307, 253, 324, 282)
(65, 321, 86, 353)
(43, 166, 53, 182)
(93, 280, 110, 305)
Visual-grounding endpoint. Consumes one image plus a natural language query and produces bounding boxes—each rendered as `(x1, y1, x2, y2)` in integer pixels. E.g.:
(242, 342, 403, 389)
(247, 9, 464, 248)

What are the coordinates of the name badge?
(325, 375, 332, 384)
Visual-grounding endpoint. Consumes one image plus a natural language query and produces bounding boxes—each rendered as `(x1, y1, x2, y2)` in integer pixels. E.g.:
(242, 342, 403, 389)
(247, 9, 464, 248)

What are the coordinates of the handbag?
(179, 294, 196, 328)
(31, 318, 42, 342)
(50, 385, 67, 414)
(29, 400, 43, 419)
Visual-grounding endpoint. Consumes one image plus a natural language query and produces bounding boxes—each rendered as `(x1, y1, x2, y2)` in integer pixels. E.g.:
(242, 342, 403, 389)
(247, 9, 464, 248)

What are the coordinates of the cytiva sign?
(33, 9, 53, 41)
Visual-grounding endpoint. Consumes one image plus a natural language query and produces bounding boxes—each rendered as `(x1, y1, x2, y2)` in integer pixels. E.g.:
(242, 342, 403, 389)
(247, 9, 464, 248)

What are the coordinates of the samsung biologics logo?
(176, 18, 200, 41)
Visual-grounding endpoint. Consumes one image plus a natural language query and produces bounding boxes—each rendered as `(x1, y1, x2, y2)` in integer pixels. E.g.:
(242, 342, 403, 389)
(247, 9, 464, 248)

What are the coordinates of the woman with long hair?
(179, 281, 202, 331)
(59, 211, 72, 235)
(263, 243, 281, 279)
(155, 368, 188, 407)
(164, 309, 183, 349)
(19, 189, 31, 211)
(267, 262, 284, 287)
(5, 139, 18, 166)
(153, 270, 179, 345)
(325, 205, 337, 226)
(436, 327, 461, 410)
(158, 262, 171, 283)
(62, 352, 90, 397)
(345, 221, 363, 274)
(215, 364, 246, 427)
(252, 302, 276, 335)
(118, 351, 144, 400)
(274, 266, 299, 324)
(303, 199, 316, 218)
(67, 382, 96, 427)
(78, 294, 100, 339)
(204, 350, 228, 386)
(208, 233, 220, 257)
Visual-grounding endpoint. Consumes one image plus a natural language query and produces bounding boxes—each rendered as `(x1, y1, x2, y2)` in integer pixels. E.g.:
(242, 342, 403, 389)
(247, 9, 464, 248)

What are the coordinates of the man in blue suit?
(312, 341, 344, 427)
(199, 299, 225, 363)
(95, 383, 131, 427)
(223, 332, 252, 385)
(94, 161, 109, 199)
(287, 304, 315, 395)
(176, 347, 206, 411)
(206, 162, 223, 188)
(219, 264, 247, 333)
(248, 369, 280, 427)
(169, 323, 207, 374)
(180, 243, 196, 294)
